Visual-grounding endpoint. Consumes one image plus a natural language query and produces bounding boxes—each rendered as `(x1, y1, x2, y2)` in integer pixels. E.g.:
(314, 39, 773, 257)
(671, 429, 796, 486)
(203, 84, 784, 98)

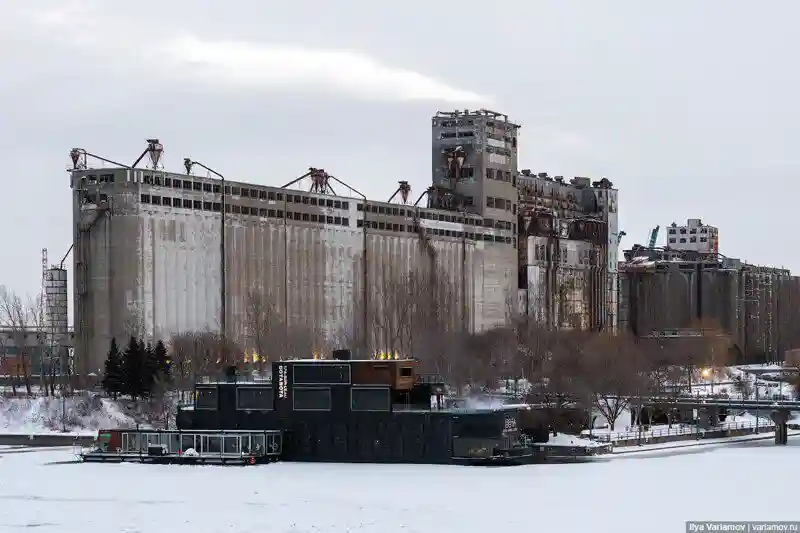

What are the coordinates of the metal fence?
(587, 420, 774, 443)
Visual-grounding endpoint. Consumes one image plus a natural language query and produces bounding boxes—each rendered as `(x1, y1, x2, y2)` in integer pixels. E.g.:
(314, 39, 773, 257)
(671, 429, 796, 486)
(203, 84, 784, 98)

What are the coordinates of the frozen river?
(1, 438, 798, 533)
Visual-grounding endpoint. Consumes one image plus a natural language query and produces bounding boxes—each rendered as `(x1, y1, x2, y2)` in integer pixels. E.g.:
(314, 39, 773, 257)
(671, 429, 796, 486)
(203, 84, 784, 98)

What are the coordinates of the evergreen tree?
(142, 342, 157, 397)
(101, 338, 124, 400)
(121, 336, 144, 400)
(153, 340, 171, 383)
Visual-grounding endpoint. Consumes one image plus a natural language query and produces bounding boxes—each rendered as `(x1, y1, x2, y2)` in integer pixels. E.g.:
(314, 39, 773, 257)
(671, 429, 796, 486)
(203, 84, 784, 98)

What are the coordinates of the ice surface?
(1, 438, 799, 533)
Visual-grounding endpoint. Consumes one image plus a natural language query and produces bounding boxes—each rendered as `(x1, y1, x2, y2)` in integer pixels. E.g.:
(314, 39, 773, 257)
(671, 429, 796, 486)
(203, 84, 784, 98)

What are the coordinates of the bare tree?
(732, 374, 754, 400)
(353, 262, 465, 382)
(27, 294, 61, 397)
(784, 348, 800, 369)
(580, 332, 649, 431)
(244, 289, 283, 374)
(123, 303, 147, 340)
(170, 330, 242, 382)
(0, 286, 34, 395)
(244, 288, 320, 370)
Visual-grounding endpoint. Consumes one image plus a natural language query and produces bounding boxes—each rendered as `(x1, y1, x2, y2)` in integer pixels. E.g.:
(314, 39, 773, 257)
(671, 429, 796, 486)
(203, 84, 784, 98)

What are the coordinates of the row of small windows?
(362, 216, 513, 232)
(139, 193, 515, 242)
(357, 219, 513, 243)
(669, 237, 709, 244)
(142, 177, 350, 209)
(140, 194, 350, 226)
(486, 145, 512, 157)
(486, 168, 514, 183)
(358, 203, 483, 226)
(194, 385, 390, 412)
(438, 119, 474, 128)
(486, 196, 516, 213)
(440, 131, 476, 139)
(195, 382, 391, 411)
(293, 387, 391, 412)
(668, 227, 713, 235)
(532, 244, 600, 265)
(81, 174, 116, 184)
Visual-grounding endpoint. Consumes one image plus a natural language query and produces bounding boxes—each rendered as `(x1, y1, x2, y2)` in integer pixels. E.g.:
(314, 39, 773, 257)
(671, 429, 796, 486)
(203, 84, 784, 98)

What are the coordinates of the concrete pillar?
(771, 410, 789, 445)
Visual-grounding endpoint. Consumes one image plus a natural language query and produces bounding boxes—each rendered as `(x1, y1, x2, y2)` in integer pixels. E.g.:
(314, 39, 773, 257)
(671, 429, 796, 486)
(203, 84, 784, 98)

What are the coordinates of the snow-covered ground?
(546, 433, 609, 448)
(0, 439, 798, 533)
(0, 395, 136, 435)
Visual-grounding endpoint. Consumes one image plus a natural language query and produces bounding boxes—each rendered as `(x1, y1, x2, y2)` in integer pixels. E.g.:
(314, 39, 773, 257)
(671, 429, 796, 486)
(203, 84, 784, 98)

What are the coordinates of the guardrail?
(586, 420, 774, 443)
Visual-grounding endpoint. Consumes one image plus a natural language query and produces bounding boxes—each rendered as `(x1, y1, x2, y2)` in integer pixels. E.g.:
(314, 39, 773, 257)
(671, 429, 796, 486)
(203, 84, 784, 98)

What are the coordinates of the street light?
(184, 158, 227, 346)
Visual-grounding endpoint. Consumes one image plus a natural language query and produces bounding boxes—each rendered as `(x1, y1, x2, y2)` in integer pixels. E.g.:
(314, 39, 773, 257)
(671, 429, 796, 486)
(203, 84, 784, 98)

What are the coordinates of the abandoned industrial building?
(63, 108, 796, 377)
(619, 239, 800, 363)
(66, 109, 623, 375)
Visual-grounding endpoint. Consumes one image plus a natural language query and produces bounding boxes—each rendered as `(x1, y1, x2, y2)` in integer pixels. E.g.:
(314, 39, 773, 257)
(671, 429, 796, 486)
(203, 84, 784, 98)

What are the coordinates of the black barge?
(82, 352, 555, 466)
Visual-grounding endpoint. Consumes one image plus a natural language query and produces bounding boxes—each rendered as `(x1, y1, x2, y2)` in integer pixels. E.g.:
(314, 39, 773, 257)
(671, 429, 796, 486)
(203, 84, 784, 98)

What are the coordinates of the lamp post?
(184, 159, 227, 346)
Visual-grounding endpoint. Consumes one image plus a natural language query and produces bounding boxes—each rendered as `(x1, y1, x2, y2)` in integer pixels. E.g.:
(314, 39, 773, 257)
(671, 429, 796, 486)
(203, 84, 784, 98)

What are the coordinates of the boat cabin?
(176, 351, 535, 464)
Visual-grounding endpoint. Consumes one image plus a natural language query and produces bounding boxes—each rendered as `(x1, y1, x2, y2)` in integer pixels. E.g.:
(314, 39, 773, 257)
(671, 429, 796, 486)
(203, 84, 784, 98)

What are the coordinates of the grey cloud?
(2, 0, 800, 304)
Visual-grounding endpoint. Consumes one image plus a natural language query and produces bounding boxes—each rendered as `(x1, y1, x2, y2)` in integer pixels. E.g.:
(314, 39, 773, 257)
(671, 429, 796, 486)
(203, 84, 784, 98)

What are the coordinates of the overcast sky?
(2, 0, 799, 309)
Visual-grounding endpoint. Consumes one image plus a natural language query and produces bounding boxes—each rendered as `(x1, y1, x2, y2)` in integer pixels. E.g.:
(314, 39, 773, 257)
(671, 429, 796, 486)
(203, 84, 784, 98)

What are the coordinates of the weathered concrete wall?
(621, 267, 800, 361)
(522, 235, 612, 330)
(73, 175, 517, 373)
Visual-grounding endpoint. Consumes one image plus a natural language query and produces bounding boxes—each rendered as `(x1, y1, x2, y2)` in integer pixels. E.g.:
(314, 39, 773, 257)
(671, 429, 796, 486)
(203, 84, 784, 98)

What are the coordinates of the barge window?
(351, 386, 390, 412)
(292, 363, 350, 385)
(293, 387, 331, 411)
(195, 387, 218, 410)
(236, 386, 274, 410)
(451, 417, 503, 438)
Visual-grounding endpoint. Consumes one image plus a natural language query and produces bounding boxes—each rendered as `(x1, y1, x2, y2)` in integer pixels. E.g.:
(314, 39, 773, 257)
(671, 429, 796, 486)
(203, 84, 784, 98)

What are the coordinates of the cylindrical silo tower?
(45, 267, 69, 374)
